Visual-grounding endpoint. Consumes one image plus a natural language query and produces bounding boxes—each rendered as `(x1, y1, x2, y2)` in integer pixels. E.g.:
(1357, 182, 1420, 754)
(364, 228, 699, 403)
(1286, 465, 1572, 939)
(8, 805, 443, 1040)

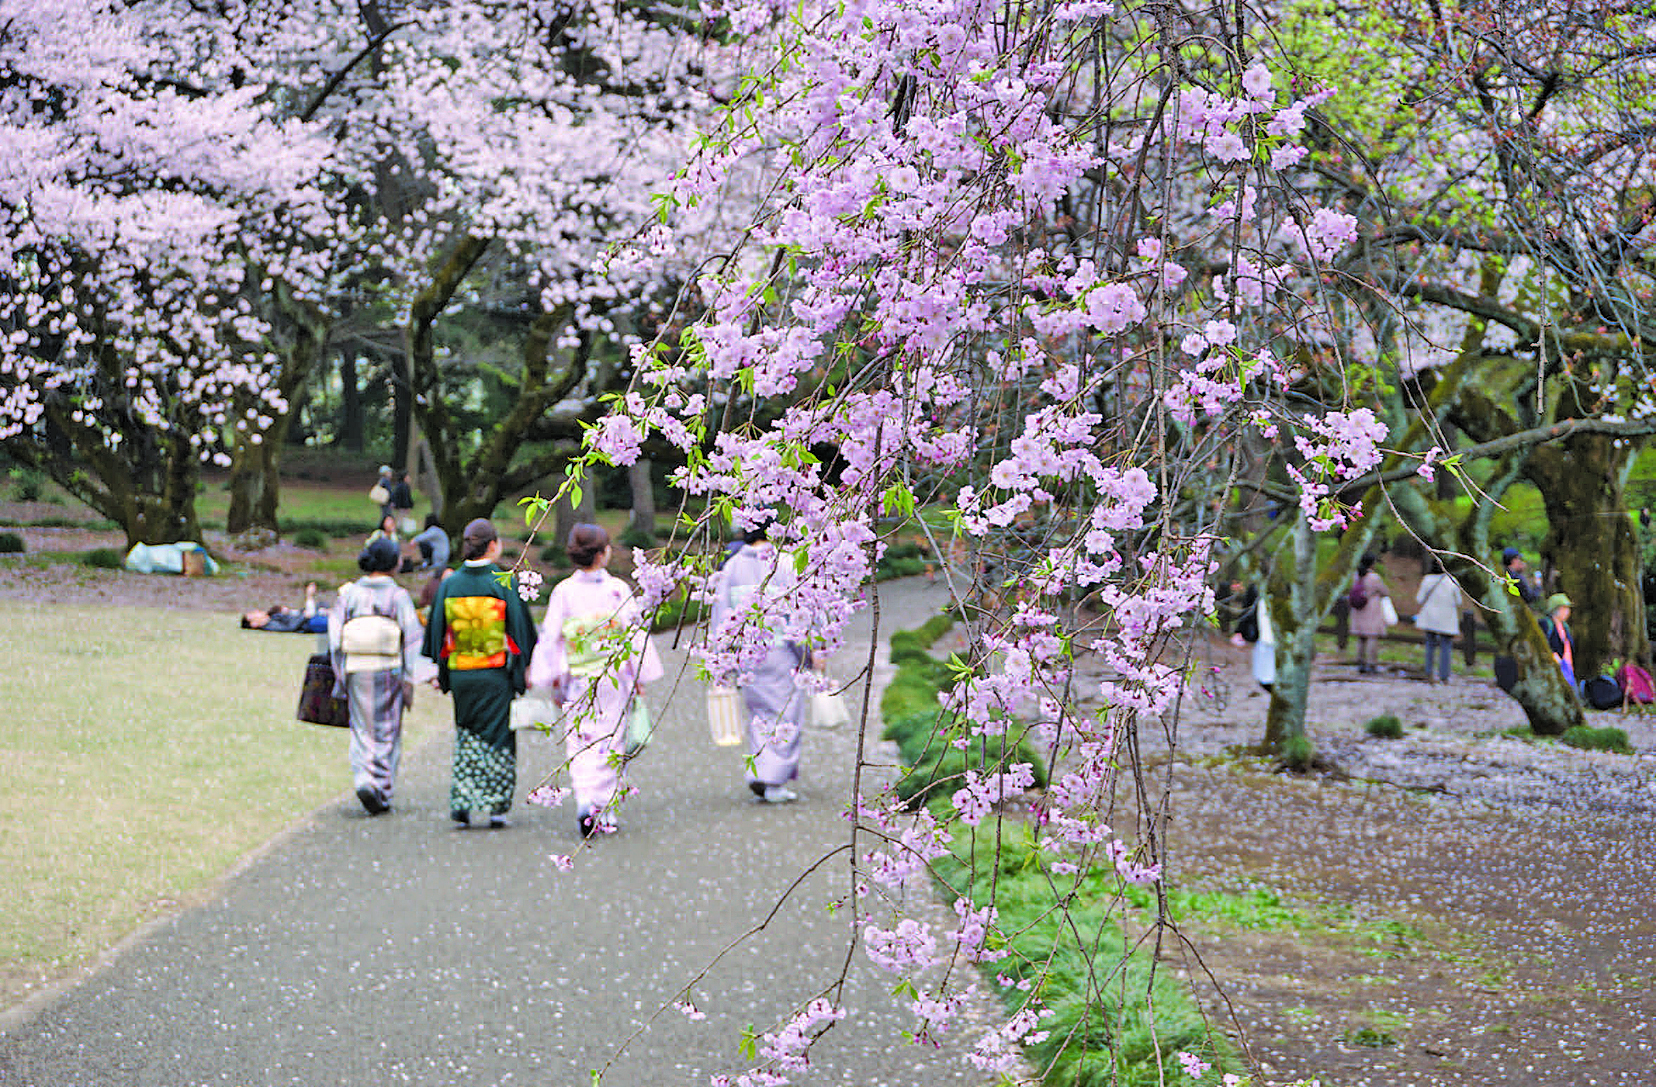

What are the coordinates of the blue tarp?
(124, 542, 219, 575)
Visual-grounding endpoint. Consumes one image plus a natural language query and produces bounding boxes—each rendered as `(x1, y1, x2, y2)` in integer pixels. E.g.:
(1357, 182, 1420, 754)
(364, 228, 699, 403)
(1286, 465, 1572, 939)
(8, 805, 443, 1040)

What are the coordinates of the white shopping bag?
(510, 689, 561, 732)
(706, 686, 744, 746)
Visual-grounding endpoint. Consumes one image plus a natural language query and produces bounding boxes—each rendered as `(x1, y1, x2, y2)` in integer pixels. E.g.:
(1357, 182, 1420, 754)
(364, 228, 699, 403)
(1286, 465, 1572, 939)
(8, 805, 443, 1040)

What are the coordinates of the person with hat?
(1541, 593, 1576, 690)
(422, 518, 539, 828)
(1501, 547, 1541, 606)
(328, 538, 433, 815)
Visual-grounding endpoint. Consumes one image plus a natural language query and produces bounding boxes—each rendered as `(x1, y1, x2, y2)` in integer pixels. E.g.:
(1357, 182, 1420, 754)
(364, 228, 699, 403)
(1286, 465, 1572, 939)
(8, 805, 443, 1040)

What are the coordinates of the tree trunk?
(1525, 433, 1646, 679)
(627, 458, 656, 538)
(226, 292, 328, 535)
(1391, 455, 1585, 735)
(340, 347, 364, 452)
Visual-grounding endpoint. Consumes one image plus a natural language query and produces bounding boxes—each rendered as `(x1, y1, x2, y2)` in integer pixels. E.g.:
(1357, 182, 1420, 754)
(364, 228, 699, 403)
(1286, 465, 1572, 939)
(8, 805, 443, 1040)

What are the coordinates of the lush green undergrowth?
(881, 612, 1229, 1087)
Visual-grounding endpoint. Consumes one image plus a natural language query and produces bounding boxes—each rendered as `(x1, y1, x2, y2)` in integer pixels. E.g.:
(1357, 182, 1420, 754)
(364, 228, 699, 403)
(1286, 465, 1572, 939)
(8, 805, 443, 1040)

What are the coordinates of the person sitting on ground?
(1542, 593, 1577, 690)
(242, 582, 327, 633)
(1502, 547, 1542, 606)
(411, 513, 451, 571)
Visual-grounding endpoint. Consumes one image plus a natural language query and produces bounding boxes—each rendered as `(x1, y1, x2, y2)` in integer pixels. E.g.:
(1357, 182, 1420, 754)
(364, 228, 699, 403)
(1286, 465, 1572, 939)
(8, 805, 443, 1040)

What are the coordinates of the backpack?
(1616, 663, 1655, 705)
(1347, 577, 1368, 611)
(1584, 674, 1623, 711)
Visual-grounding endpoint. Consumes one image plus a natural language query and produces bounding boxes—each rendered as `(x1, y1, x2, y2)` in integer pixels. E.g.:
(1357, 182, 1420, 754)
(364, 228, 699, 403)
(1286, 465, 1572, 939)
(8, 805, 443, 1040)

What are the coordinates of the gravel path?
(0, 577, 1004, 1087)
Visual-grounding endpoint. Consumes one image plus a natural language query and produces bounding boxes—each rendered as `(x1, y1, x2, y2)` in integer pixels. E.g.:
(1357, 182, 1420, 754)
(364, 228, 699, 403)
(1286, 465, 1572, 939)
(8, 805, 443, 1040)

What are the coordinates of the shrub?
(0, 532, 23, 554)
(8, 467, 45, 501)
(539, 543, 567, 566)
(83, 547, 124, 569)
(1278, 733, 1316, 771)
(650, 592, 707, 632)
(1364, 714, 1404, 739)
(619, 525, 656, 549)
(1560, 725, 1633, 755)
(895, 731, 1049, 808)
(292, 528, 328, 550)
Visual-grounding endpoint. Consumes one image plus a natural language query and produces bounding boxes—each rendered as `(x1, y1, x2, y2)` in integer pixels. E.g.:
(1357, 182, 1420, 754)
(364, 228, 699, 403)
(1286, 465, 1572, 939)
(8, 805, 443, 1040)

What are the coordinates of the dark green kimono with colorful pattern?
(423, 561, 538, 815)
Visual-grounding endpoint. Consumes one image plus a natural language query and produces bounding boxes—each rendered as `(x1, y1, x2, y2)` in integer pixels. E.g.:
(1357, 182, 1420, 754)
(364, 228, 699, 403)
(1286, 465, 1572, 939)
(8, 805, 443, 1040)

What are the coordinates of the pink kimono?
(528, 569, 663, 823)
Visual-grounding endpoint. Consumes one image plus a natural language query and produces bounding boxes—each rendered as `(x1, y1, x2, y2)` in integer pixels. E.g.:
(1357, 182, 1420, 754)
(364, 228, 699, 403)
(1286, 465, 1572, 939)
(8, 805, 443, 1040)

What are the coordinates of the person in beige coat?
(1348, 553, 1391, 674)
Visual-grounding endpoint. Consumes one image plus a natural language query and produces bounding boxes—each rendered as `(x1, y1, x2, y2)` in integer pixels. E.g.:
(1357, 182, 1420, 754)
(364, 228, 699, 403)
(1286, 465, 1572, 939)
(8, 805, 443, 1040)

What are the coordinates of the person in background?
(528, 523, 663, 837)
(328, 539, 432, 815)
(422, 518, 538, 828)
(1542, 593, 1577, 690)
(1349, 553, 1391, 675)
(1502, 547, 1542, 607)
(242, 582, 327, 632)
(372, 465, 395, 519)
(711, 520, 821, 804)
(412, 513, 451, 571)
(1414, 556, 1462, 685)
(389, 471, 416, 534)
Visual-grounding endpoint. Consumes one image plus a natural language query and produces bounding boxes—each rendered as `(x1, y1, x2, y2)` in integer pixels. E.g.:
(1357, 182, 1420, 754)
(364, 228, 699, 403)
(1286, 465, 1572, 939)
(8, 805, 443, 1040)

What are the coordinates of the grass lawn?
(0, 603, 440, 1006)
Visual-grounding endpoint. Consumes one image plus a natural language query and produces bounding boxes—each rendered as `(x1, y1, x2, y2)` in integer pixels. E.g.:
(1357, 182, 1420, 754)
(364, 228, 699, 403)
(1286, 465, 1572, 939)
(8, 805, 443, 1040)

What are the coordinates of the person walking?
(329, 539, 433, 815)
(711, 521, 819, 804)
(528, 523, 663, 838)
(1349, 553, 1391, 675)
(1414, 557, 1461, 684)
(423, 518, 539, 828)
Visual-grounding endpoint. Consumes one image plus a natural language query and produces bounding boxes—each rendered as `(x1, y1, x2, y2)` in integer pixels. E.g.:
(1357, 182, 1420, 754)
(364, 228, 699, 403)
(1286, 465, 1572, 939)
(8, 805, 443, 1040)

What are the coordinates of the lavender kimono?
(712, 543, 811, 790)
(528, 569, 663, 822)
(328, 575, 433, 807)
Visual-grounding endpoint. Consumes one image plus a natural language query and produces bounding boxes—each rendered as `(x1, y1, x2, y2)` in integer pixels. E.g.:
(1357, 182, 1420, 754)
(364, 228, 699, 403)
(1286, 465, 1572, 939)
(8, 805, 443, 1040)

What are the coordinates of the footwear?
(487, 814, 509, 829)
(747, 781, 767, 799)
(577, 811, 597, 838)
(356, 785, 389, 815)
(761, 785, 798, 804)
(450, 809, 470, 827)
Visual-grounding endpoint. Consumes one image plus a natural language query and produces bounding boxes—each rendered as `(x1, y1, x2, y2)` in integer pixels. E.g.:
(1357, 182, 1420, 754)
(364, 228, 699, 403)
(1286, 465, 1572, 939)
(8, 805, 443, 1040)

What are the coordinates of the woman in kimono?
(328, 539, 432, 815)
(423, 518, 538, 828)
(1348, 553, 1391, 675)
(528, 523, 663, 837)
(712, 522, 817, 804)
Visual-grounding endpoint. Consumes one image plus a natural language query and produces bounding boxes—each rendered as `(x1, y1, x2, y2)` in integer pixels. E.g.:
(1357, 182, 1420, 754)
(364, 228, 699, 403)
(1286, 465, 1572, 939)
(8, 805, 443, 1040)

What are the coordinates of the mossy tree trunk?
(1391, 454, 1584, 735)
(1524, 433, 1646, 679)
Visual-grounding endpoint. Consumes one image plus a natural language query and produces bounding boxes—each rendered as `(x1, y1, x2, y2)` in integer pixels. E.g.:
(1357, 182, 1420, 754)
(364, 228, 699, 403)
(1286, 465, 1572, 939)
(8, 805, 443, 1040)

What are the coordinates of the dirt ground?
(1099, 637, 1656, 1087)
(8, 498, 1654, 1084)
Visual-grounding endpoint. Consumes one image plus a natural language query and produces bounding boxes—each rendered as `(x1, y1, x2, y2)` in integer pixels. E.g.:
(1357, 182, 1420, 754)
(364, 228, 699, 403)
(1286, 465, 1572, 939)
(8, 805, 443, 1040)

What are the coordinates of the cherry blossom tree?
(0, 0, 334, 546)
(543, 0, 1393, 1080)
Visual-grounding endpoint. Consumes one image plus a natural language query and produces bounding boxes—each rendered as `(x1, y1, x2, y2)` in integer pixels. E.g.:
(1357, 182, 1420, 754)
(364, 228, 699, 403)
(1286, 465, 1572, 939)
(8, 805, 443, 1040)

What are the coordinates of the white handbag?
(510, 689, 561, 732)
(1380, 596, 1399, 628)
(811, 689, 850, 730)
(706, 686, 744, 746)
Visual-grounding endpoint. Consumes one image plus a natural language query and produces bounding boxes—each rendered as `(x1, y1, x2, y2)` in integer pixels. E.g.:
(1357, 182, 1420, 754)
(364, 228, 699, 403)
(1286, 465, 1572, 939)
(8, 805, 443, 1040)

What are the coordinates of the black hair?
(567, 522, 610, 569)
(425, 512, 442, 529)
(742, 518, 773, 546)
(1358, 553, 1377, 576)
(460, 518, 497, 561)
(359, 537, 399, 574)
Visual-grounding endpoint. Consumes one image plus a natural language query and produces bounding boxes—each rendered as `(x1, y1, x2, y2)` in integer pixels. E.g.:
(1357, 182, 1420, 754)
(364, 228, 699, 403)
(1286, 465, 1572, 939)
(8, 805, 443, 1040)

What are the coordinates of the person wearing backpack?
(1414, 557, 1462, 684)
(328, 538, 434, 815)
(1540, 593, 1577, 690)
(1348, 553, 1391, 675)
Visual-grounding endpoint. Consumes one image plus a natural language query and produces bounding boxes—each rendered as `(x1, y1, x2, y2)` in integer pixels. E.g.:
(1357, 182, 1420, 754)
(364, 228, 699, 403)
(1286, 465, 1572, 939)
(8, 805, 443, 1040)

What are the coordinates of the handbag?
(811, 688, 850, 730)
(706, 685, 743, 746)
(368, 483, 390, 505)
(296, 653, 349, 727)
(509, 688, 560, 732)
(1379, 596, 1398, 627)
(624, 699, 653, 758)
